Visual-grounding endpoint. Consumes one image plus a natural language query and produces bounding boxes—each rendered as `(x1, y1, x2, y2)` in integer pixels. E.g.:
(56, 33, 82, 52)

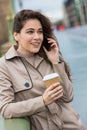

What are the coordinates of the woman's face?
(14, 19, 44, 55)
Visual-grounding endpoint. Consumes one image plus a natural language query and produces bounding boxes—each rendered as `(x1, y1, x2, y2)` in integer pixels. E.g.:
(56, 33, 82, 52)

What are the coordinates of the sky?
(14, 0, 65, 22)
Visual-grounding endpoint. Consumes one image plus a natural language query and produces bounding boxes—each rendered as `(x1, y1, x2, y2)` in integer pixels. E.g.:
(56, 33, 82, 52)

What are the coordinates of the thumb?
(43, 46, 48, 54)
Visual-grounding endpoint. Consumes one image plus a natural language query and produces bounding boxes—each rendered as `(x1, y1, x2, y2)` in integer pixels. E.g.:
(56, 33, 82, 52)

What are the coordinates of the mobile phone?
(43, 36, 51, 51)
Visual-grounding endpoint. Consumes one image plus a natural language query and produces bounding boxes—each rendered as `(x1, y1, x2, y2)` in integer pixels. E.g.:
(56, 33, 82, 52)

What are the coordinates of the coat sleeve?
(52, 62, 74, 103)
(0, 59, 46, 119)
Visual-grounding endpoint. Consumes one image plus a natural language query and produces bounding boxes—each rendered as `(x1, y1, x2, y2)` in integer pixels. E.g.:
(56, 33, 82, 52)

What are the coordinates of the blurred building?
(0, 0, 16, 56)
(64, 0, 87, 28)
(0, 0, 11, 44)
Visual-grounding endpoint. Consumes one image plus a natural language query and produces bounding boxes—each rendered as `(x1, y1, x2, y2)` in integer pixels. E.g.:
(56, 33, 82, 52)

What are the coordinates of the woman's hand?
(43, 38, 59, 64)
(42, 82, 63, 106)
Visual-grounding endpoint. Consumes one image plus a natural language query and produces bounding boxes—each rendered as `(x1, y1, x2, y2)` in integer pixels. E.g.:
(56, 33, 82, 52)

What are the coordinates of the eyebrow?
(26, 28, 43, 31)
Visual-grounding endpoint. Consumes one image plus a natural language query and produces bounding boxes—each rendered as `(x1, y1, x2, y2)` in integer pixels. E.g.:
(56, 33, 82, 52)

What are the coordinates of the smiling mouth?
(32, 42, 40, 47)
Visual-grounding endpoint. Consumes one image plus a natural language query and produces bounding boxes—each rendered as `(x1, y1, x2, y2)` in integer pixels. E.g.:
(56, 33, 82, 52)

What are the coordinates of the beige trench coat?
(0, 45, 86, 130)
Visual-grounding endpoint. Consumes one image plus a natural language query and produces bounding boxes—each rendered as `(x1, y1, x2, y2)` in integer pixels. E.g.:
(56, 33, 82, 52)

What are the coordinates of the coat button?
(24, 82, 30, 87)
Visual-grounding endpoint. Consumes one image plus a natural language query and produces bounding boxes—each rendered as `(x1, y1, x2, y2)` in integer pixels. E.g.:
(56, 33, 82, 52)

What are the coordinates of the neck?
(17, 49, 34, 58)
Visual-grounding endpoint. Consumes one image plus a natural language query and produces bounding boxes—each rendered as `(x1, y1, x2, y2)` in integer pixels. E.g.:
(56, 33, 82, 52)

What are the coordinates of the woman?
(0, 9, 86, 130)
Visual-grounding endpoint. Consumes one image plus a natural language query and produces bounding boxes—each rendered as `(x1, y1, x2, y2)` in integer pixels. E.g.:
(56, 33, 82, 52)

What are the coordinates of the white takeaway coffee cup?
(43, 73, 60, 88)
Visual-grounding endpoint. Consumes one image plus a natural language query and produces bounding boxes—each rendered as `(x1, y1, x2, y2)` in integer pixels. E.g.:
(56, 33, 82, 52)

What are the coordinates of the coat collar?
(5, 45, 44, 66)
(5, 45, 19, 60)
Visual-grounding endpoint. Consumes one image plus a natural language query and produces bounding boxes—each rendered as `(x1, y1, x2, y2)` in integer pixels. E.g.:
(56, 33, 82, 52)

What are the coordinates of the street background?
(0, 0, 87, 127)
(54, 25, 87, 126)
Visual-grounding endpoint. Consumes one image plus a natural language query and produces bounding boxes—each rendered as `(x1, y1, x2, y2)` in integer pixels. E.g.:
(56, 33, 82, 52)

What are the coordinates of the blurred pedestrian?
(0, 9, 87, 130)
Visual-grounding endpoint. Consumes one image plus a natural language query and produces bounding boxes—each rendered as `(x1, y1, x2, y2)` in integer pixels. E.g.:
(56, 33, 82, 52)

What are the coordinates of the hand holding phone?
(43, 36, 59, 64)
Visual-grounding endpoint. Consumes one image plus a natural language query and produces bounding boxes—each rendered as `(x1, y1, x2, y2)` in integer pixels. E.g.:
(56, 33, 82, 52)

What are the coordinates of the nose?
(33, 32, 39, 39)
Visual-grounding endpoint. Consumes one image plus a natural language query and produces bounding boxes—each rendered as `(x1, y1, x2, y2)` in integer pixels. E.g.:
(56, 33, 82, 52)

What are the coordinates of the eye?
(26, 30, 34, 34)
(38, 30, 43, 34)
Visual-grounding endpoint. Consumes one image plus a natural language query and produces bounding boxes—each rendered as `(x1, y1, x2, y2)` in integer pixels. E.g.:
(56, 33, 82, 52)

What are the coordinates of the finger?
(47, 85, 63, 98)
(47, 38, 55, 42)
(53, 92, 63, 101)
(48, 40, 56, 43)
(51, 88, 63, 99)
(43, 46, 48, 54)
(48, 82, 60, 91)
(50, 43, 57, 49)
(47, 38, 55, 41)
(48, 41, 58, 50)
(50, 85, 63, 95)
(47, 38, 57, 44)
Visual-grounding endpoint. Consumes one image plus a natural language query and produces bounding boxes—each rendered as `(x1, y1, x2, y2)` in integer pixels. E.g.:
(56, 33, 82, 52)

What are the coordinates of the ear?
(13, 32, 19, 42)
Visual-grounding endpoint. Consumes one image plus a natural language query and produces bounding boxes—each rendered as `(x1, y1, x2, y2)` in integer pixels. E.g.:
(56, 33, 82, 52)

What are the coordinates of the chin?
(34, 48, 40, 52)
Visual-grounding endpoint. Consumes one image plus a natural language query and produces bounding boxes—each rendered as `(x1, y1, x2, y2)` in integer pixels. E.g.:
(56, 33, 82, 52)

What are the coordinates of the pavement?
(54, 25, 87, 126)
